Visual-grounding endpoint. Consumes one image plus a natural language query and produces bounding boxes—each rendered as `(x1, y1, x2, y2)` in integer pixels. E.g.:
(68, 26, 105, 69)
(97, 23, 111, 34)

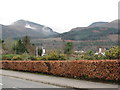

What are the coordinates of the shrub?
(58, 54, 67, 60)
(0, 55, 2, 60)
(41, 51, 67, 60)
(1, 60, 120, 81)
(81, 51, 107, 60)
(39, 56, 48, 60)
(36, 57, 42, 60)
(82, 51, 95, 60)
(105, 46, 120, 59)
(28, 56, 37, 60)
(94, 54, 106, 60)
(2, 54, 37, 61)
(2, 54, 16, 60)
(20, 53, 30, 60)
(12, 55, 23, 60)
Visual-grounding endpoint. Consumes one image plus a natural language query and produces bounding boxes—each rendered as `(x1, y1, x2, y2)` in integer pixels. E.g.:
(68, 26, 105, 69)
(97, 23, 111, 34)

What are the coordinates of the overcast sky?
(0, 0, 119, 33)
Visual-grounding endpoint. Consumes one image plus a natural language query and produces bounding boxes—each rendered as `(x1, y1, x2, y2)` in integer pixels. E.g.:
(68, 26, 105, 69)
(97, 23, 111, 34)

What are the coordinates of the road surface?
(1, 75, 62, 89)
(0, 69, 119, 89)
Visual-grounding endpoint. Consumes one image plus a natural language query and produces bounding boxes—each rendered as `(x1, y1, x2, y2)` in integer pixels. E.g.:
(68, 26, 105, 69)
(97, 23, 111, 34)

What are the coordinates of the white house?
(42, 47, 46, 56)
(95, 47, 106, 56)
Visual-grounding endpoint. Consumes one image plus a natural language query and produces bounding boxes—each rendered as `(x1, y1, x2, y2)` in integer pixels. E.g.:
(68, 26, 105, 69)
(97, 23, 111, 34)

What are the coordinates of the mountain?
(88, 22, 108, 28)
(70, 27, 86, 31)
(1, 19, 119, 41)
(1, 20, 58, 39)
(100, 19, 120, 29)
(60, 19, 120, 41)
(88, 19, 120, 29)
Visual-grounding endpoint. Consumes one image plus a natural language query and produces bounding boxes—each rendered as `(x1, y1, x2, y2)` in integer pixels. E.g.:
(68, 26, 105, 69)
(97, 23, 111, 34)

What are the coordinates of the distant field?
(31, 38, 64, 52)
(33, 38, 62, 41)
(31, 38, 118, 52)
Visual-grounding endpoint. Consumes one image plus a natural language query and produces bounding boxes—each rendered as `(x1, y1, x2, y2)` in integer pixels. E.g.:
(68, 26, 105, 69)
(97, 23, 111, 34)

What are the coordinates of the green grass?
(1, 54, 17, 60)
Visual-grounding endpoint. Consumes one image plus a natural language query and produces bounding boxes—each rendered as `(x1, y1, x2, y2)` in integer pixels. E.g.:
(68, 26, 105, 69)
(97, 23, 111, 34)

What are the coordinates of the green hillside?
(60, 27, 119, 41)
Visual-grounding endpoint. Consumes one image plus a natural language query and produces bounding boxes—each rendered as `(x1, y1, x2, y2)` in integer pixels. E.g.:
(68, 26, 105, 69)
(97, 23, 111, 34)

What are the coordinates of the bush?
(82, 51, 95, 60)
(20, 53, 30, 60)
(28, 56, 37, 60)
(94, 54, 106, 60)
(105, 46, 120, 59)
(1, 60, 120, 81)
(12, 55, 23, 60)
(81, 51, 107, 60)
(0, 55, 2, 60)
(40, 51, 67, 60)
(2, 54, 16, 60)
(2, 54, 37, 61)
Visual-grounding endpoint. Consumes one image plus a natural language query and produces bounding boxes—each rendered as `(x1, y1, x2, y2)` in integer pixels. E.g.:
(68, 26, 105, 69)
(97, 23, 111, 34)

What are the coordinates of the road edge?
(1, 74, 88, 89)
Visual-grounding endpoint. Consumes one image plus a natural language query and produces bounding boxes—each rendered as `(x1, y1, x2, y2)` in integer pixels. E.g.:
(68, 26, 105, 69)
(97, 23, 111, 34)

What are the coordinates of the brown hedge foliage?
(0, 60, 120, 81)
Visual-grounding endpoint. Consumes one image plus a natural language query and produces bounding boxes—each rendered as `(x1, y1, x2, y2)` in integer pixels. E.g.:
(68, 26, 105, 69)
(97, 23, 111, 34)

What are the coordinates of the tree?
(38, 48, 42, 56)
(22, 36, 30, 46)
(64, 42, 73, 55)
(1, 40, 6, 50)
(83, 50, 95, 60)
(13, 40, 27, 54)
(3, 38, 15, 53)
(22, 36, 36, 55)
(105, 46, 120, 59)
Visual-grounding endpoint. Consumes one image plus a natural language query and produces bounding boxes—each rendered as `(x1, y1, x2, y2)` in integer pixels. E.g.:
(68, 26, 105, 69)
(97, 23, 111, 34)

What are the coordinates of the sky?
(0, 0, 119, 33)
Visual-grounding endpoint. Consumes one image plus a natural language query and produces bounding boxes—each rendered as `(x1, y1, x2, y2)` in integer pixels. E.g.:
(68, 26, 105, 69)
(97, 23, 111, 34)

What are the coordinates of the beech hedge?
(0, 60, 119, 81)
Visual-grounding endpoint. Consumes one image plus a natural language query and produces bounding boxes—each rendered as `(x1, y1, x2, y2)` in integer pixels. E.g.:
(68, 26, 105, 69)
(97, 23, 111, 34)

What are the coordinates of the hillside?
(60, 19, 119, 41)
(1, 20, 58, 39)
(1, 19, 119, 51)
(61, 27, 119, 41)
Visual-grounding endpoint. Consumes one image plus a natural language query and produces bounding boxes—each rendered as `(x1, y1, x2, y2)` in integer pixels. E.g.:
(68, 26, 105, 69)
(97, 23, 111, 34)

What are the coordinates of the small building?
(74, 50, 85, 53)
(95, 47, 106, 56)
(42, 47, 46, 56)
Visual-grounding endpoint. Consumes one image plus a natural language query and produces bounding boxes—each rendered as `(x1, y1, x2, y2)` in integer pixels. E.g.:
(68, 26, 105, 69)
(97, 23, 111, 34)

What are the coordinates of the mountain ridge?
(1, 19, 119, 41)
(60, 19, 119, 41)
(2, 20, 58, 39)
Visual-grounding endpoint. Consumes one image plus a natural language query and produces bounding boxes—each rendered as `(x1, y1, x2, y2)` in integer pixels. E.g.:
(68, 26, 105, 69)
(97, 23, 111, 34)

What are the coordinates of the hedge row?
(0, 60, 120, 81)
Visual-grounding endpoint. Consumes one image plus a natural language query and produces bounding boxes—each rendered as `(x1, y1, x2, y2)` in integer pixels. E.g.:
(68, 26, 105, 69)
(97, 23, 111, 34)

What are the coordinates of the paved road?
(0, 69, 119, 89)
(1, 75, 62, 89)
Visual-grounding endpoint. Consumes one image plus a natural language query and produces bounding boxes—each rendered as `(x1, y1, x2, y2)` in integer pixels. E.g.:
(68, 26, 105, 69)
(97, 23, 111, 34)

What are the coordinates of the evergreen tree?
(38, 48, 42, 56)
(22, 36, 35, 55)
(64, 42, 73, 55)
(22, 36, 30, 46)
(13, 40, 27, 54)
